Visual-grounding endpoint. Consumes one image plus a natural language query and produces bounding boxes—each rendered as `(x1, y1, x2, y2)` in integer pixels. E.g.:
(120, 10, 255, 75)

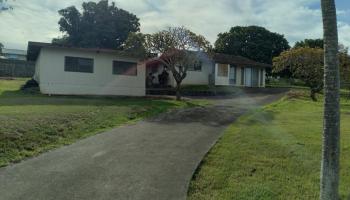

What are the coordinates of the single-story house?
(28, 41, 271, 97)
(27, 42, 146, 96)
(146, 52, 271, 88)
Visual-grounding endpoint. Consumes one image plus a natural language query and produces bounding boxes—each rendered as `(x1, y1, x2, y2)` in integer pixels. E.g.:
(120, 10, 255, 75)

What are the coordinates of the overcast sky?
(1, 0, 349, 50)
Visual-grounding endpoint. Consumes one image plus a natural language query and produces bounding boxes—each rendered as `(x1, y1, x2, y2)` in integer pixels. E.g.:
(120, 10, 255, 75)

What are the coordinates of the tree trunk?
(320, 0, 340, 200)
(310, 90, 318, 102)
(175, 82, 181, 101)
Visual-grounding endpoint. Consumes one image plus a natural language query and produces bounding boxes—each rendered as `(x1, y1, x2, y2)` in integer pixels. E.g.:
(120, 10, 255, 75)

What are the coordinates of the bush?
(21, 79, 39, 93)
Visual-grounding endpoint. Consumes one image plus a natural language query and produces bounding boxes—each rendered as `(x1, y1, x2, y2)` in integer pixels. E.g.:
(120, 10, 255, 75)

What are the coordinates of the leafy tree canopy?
(294, 39, 324, 49)
(339, 49, 350, 93)
(294, 38, 349, 54)
(215, 26, 290, 64)
(122, 32, 149, 57)
(52, 0, 140, 49)
(273, 47, 350, 101)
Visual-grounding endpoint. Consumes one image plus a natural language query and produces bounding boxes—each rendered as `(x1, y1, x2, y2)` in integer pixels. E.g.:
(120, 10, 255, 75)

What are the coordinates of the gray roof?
(2, 48, 27, 56)
(210, 53, 271, 68)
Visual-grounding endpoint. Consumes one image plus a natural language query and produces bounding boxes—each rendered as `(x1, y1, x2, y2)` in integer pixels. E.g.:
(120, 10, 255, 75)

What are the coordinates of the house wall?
(181, 60, 213, 86)
(149, 59, 213, 87)
(214, 65, 266, 88)
(236, 67, 243, 86)
(146, 58, 267, 88)
(33, 51, 42, 82)
(261, 68, 266, 87)
(36, 47, 145, 96)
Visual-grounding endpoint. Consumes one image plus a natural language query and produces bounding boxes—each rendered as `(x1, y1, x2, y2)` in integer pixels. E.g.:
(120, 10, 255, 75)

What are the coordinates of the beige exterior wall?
(181, 60, 213, 86)
(35, 47, 146, 96)
(146, 59, 267, 88)
(261, 68, 266, 87)
(214, 65, 266, 87)
(150, 61, 213, 87)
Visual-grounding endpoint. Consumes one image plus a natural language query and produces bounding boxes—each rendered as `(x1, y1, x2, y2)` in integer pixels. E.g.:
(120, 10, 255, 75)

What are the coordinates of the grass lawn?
(188, 90, 350, 200)
(0, 78, 205, 167)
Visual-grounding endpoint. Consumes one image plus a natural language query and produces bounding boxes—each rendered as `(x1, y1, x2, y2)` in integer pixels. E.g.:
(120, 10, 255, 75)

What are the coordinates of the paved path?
(0, 91, 285, 200)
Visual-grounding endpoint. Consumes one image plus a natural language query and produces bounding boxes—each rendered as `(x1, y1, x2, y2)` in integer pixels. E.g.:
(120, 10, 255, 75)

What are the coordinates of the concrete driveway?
(0, 91, 285, 200)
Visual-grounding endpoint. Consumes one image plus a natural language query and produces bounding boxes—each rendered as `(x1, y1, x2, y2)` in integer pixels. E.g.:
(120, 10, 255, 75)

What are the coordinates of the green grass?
(188, 90, 350, 200)
(0, 78, 206, 167)
(266, 78, 308, 89)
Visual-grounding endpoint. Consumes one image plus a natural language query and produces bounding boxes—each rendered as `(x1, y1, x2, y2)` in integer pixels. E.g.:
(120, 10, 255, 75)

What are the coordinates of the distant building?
(0, 0, 12, 11)
(1, 48, 27, 61)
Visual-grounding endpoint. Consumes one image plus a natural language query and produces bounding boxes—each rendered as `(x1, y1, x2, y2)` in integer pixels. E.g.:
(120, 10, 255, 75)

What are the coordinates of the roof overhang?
(27, 41, 147, 62)
(211, 53, 272, 68)
(27, 42, 51, 61)
(145, 52, 272, 69)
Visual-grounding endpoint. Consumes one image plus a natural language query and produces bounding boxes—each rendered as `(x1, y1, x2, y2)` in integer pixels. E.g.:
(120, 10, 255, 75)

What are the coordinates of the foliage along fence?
(0, 59, 35, 77)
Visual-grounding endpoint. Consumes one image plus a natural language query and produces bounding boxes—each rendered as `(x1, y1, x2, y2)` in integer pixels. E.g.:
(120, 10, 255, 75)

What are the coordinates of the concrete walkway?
(0, 92, 285, 200)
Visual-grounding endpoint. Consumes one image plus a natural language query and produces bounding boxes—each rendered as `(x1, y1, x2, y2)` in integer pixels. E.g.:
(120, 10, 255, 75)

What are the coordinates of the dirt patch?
(149, 91, 287, 126)
(149, 105, 244, 126)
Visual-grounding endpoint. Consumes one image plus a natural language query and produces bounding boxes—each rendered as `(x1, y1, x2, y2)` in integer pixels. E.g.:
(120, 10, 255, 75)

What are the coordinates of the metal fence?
(0, 59, 35, 77)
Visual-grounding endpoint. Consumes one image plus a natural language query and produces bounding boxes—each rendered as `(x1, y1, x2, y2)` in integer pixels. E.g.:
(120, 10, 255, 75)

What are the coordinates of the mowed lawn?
(0, 78, 202, 167)
(188, 90, 350, 200)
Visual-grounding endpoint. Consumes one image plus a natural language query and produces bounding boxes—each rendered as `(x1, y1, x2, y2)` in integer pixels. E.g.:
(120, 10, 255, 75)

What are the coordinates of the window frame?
(188, 61, 202, 72)
(64, 56, 94, 73)
(217, 63, 228, 77)
(112, 60, 138, 76)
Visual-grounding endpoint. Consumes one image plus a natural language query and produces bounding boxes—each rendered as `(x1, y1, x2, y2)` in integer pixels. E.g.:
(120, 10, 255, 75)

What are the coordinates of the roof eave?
(26, 41, 147, 62)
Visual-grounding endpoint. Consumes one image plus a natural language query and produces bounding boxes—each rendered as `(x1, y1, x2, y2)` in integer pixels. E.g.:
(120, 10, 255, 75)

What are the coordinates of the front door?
(251, 68, 259, 87)
(229, 65, 236, 85)
(244, 67, 252, 87)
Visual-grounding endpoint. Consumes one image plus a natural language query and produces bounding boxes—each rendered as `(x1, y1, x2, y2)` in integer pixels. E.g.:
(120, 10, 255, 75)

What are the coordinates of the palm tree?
(320, 0, 340, 199)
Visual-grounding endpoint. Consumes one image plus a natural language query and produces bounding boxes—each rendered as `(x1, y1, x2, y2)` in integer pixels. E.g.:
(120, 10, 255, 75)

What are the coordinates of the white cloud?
(0, 0, 349, 50)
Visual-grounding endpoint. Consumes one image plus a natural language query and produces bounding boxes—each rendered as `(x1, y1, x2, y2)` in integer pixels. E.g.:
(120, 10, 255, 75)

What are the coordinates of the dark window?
(188, 61, 202, 71)
(113, 61, 137, 76)
(65, 56, 94, 73)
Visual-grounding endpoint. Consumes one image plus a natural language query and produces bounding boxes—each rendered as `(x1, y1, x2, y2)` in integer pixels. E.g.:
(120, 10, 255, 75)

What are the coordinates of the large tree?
(52, 0, 140, 49)
(144, 27, 211, 100)
(122, 32, 149, 57)
(273, 47, 350, 101)
(294, 39, 324, 49)
(339, 47, 350, 94)
(294, 39, 350, 90)
(320, 0, 340, 199)
(215, 26, 290, 64)
(273, 48, 324, 101)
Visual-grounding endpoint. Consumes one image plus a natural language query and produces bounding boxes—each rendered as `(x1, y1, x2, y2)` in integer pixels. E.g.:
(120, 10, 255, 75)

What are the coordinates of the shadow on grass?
(0, 89, 182, 108)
